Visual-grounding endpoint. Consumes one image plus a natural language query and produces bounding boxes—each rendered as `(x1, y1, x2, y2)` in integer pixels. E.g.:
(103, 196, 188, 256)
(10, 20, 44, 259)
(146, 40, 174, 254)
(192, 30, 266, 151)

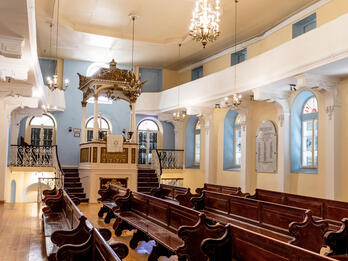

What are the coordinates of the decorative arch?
(22, 182, 50, 202)
(185, 115, 200, 168)
(291, 90, 318, 173)
(223, 110, 240, 170)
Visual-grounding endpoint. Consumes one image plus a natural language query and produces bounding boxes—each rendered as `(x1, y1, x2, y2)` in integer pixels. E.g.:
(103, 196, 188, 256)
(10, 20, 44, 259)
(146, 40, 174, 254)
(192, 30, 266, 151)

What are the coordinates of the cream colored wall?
(248, 102, 279, 193)
(339, 78, 348, 201)
(168, 0, 348, 87)
(203, 54, 231, 76)
(6, 168, 55, 202)
(162, 69, 179, 91)
(289, 89, 326, 198)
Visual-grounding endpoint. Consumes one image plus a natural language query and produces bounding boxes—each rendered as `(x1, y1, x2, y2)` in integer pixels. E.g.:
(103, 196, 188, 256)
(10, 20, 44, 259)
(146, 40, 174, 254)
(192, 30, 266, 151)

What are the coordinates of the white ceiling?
(35, 0, 321, 69)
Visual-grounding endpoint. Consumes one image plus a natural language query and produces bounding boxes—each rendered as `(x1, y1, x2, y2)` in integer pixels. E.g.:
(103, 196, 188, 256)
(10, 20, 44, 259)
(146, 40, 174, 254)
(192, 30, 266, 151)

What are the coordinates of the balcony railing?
(9, 145, 53, 167)
(157, 149, 184, 169)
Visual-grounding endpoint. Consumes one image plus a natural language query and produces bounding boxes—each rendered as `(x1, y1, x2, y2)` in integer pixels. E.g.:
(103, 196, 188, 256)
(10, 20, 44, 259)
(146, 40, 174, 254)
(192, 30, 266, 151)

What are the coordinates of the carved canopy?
(78, 59, 145, 103)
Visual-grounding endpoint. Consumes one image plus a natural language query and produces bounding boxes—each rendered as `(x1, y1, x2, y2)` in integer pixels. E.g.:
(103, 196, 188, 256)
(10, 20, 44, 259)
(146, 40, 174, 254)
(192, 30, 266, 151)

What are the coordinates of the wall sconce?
(68, 126, 72, 132)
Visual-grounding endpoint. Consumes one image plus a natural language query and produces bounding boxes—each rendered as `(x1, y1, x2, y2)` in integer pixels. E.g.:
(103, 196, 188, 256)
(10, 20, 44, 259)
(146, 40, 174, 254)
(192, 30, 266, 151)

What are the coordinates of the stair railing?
(151, 149, 162, 183)
(52, 145, 64, 189)
(157, 149, 184, 169)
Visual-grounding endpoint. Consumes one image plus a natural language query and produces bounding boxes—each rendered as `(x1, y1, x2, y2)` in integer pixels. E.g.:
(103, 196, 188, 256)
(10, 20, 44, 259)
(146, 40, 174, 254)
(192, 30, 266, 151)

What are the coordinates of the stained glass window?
(303, 97, 318, 114)
(302, 97, 318, 168)
(194, 120, 201, 165)
(195, 121, 201, 130)
(234, 114, 242, 167)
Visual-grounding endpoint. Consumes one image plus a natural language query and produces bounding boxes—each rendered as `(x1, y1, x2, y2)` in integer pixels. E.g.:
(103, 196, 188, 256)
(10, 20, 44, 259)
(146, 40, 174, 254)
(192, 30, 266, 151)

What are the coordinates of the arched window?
(194, 120, 201, 165)
(137, 119, 159, 164)
(291, 91, 318, 173)
(301, 97, 318, 168)
(234, 115, 242, 167)
(29, 114, 56, 146)
(223, 110, 240, 170)
(85, 115, 111, 142)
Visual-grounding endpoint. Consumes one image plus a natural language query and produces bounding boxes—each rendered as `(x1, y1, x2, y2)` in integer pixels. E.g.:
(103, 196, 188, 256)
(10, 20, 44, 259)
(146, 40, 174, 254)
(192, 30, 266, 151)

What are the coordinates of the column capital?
(81, 101, 87, 107)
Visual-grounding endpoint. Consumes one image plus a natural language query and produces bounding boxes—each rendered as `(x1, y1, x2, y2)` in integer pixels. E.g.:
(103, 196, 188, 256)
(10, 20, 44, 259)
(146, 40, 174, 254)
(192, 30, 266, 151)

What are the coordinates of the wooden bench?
(199, 218, 338, 261)
(56, 228, 125, 261)
(249, 188, 348, 228)
(42, 189, 128, 260)
(150, 183, 200, 208)
(196, 183, 249, 196)
(112, 189, 226, 261)
(97, 184, 129, 223)
(192, 190, 329, 253)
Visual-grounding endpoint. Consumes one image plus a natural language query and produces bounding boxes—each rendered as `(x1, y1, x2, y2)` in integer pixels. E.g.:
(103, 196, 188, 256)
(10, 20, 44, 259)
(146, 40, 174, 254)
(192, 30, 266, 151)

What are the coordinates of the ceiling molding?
(178, 0, 332, 73)
(0, 34, 24, 59)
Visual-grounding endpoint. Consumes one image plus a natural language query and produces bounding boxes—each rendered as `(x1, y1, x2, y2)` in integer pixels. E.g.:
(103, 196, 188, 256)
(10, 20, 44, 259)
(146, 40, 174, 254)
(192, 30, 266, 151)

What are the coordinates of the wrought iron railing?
(9, 145, 53, 167)
(157, 149, 184, 169)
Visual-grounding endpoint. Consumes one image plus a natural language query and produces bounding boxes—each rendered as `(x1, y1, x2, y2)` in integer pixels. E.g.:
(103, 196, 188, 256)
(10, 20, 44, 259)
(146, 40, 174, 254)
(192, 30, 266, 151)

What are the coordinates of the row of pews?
(41, 187, 129, 261)
(97, 183, 348, 261)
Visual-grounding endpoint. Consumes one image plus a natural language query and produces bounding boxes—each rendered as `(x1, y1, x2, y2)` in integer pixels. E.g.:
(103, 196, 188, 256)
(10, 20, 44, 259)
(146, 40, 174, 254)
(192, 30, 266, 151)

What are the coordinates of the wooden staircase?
(63, 168, 89, 203)
(137, 168, 159, 193)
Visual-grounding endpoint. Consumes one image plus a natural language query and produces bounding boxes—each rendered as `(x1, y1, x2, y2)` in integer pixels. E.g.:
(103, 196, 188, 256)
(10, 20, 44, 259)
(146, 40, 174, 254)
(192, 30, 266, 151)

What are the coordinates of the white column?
(173, 121, 184, 150)
(240, 110, 251, 193)
(10, 111, 20, 145)
(130, 102, 136, 141)
(0, 101, 11, 201)
(202, 110, 215, 184)
(325, 87, 340, 199)
(275, 99, 291, 192)
(93, 95, 99, 141)
(80, 101, 87, 143)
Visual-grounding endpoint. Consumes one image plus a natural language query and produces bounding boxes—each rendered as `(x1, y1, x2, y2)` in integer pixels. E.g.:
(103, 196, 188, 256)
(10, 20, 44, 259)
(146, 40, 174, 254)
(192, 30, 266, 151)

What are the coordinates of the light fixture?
(189, 0, 221, 48)
(221, 94, 242, 109)
(172, 111, 187, 121)
(47, 0, 69, 91)
(220, 0, 242, 109)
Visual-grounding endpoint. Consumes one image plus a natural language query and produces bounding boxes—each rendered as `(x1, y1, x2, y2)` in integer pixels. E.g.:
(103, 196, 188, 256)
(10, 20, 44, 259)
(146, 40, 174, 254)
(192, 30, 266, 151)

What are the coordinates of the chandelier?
(172, 111, 186, 121)
(189, 0, 221, 48)
(47, 0, 69, 92)
(221, 94, 242, 109)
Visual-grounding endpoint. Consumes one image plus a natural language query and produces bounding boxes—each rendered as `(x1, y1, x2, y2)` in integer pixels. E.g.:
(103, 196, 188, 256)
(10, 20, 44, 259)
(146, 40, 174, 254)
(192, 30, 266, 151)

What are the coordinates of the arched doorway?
(137, 119, 159, 165)
(27, 113, 56, 146)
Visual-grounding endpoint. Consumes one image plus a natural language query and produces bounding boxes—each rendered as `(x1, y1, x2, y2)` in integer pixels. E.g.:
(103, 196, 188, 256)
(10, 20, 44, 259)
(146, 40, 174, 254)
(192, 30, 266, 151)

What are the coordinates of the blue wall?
(161, 121, 175, 150)
(139, 68, 162, 92)
(185, 115, 199, 168)
(223, 110, 239, 170)
(52, 59, 130, 166)
(290, 90, 316, 173)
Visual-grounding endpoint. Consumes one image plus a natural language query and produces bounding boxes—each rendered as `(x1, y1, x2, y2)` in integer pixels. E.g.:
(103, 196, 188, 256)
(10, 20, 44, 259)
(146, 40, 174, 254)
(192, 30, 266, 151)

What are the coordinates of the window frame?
(231, 49, 247, 66)
(292, 13, 317, 39)
(301, 97, 318, 169)
(193, 120, 201, 166)
(28, 113, 56, 146)
(191, 66, 203, 81)
(85, 115, 112, 142)
(233, 115, 242, 168)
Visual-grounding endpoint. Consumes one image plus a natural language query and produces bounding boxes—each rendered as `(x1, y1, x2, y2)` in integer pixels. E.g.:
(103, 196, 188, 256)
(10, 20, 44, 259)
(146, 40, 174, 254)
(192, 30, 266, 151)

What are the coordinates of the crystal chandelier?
(172, 111, 186, 121)
(189, 0, 221, 48)
(47, 0, 69, 92)
(221, 94, 242, 109)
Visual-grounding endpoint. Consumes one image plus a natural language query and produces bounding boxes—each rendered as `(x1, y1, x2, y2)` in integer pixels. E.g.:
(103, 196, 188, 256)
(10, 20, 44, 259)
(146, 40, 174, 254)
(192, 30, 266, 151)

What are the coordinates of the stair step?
(138, 182, 159, 186)
(64, 173, 79, 178)
(64, 177, 80, 182)
(79, 198, 89, 203)
(138, 177, 158, 182)
(66, 187, 84, 193)
(138, 169, 156, 174)
(69, 192, 86, 198)
(64, 182, 82, 188)
(138, 173, 157, 178)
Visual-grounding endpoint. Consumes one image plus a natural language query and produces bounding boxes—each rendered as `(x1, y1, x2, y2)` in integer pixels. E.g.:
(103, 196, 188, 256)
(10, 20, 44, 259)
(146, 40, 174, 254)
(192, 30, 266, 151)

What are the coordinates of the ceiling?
(35, 0, 321, 70)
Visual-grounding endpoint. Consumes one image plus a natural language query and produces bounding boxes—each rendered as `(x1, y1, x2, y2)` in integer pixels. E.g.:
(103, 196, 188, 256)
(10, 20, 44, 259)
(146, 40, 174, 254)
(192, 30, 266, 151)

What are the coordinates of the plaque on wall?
(99, 178, 128, 189)
(256, 120, 277, 173)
